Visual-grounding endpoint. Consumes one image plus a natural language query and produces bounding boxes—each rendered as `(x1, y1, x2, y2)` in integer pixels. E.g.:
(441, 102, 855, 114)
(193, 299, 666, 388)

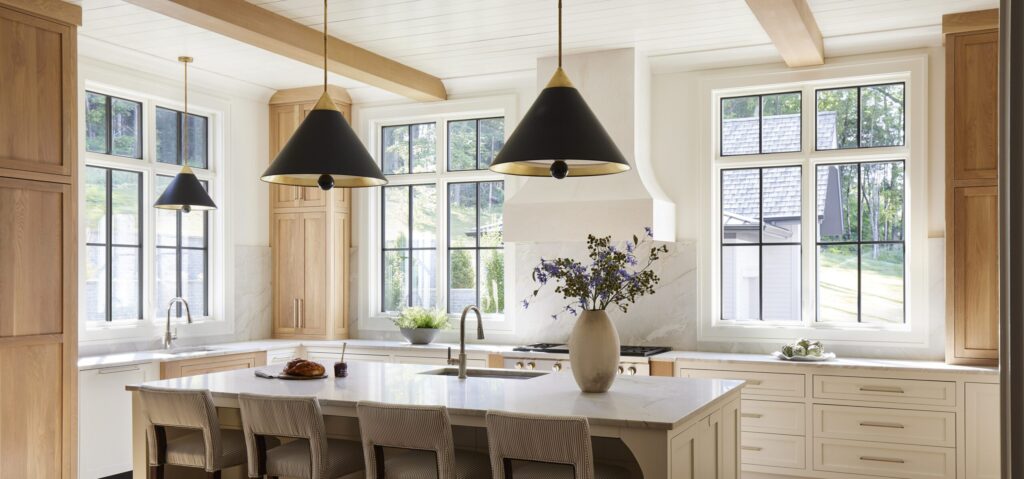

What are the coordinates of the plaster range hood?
(503, 48, 676, 243)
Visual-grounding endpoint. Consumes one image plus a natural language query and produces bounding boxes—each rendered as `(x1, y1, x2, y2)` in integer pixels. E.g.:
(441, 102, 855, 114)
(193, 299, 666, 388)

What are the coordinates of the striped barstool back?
(237, 393, 330, 479)
(485, 411, 595, 479)
(356, 401, 459, 478)
(137, 386, 225, 476)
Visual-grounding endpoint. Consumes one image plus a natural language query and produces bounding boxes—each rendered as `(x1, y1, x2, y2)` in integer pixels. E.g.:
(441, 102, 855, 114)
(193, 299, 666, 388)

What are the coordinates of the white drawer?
(679, 369, 805, 398)
(740, 400, 805, 435)
(814, 438, 955, 479)
(813, 375, 955, 406)
(741, 432, 805, 469)
(814, 405, 955, 447)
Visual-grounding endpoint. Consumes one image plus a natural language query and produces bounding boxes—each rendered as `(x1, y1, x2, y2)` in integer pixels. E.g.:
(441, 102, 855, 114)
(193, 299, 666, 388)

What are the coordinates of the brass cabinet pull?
(858, 385, 905, 394)
(746, 379, 763, 386)
(859, 421, 905, 429)
(741, 413, 763, 419)
(300, 299, 305, 328)
(859, 456, 905, 464)
(741, 446, 762, 452)
(292, 298, 299, 328)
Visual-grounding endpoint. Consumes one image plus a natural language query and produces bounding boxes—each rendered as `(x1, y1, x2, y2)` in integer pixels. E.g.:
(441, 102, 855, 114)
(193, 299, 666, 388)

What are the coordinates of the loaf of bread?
(283, 359, 325, 377)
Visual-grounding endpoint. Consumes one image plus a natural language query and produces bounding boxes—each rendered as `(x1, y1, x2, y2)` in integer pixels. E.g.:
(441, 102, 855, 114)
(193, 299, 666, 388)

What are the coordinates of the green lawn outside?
(817, 245, 904, 324)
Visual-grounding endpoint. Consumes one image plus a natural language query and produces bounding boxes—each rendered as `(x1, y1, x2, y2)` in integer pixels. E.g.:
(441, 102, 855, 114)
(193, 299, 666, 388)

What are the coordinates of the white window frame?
(698, 53, 930, 346)
(355, 96, 519, 333)
(78, 77, 229, 343)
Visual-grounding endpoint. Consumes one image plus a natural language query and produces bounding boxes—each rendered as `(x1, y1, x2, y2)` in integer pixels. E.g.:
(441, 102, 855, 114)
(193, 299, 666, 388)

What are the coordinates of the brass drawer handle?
(741, 413, 763, 419)
(858, 385, 905, 394)
(859, 455, 905, 464)
(859, 421, 905, 429)
(741, 446, 763, 452)
(745, 379, 763, 386)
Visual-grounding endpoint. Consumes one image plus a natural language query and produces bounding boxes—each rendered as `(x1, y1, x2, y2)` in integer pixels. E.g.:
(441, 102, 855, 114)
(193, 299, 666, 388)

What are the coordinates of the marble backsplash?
(78, 245, 273, 357)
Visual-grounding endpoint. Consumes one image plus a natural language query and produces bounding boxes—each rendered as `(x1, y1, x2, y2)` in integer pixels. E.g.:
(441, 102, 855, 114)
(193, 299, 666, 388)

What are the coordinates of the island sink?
(419, 367, 546, 380)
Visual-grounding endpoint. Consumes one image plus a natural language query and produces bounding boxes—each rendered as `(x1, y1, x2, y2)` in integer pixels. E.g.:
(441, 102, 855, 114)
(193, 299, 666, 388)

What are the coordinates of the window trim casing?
(78, 73, 230, 344)
(353, 95, 519, 334)
(697, 52, 930, 347)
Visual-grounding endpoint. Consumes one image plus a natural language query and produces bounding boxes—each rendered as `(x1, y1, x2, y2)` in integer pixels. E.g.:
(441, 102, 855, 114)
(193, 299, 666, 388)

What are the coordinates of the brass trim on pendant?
(546, 67, 574, 88)
(261, 174, 388, 188)
(489, 161, 630, 177)
(312, 91, 341, 112)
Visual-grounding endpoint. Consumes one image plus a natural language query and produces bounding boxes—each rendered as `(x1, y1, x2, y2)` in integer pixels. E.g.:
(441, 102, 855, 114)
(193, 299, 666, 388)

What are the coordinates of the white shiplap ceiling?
(77, 0, 998, 97)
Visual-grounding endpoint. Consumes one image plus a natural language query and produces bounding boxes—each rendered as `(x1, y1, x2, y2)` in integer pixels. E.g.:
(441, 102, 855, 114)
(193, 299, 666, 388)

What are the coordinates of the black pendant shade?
(154, 166, 216, 213)
(261, 93, 387, 189)
(489, 70, 630, 179)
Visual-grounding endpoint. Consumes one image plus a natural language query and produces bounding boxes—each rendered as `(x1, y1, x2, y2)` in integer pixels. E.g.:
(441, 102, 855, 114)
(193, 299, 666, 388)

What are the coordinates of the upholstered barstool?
(485, 411, 630, 479)
(138, 385, 250, 479)
(355, 401, 492, 479)
(237, 393, 364, 479)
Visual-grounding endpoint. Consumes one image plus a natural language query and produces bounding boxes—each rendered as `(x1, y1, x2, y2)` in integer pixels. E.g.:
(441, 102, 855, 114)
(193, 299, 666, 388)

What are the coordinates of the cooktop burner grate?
(513, 343, 671, 357)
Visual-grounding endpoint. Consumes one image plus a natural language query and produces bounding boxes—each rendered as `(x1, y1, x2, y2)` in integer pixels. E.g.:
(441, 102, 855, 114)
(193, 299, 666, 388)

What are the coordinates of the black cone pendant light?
(489, 0, 629, 180)
(154, 56, 217, 213)
(261, 0, 386, 190)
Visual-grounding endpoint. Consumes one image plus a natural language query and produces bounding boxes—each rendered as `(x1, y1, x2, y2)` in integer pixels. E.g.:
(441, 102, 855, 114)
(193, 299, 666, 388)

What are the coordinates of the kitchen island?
(127, 361, 743, 478)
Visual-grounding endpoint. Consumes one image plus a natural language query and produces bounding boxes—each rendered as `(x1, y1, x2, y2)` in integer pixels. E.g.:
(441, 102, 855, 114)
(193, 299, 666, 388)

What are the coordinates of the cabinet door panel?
(950, 31, 999, 182)
(273, 214, 304, 334)
(0, 341, 63, 478)
(0, 177, 68, 337)
(269, 104, 302, 208)
(301, 212, 327, 334)
(0, 8, 73, 177)
(952, 186, 999, 359)
(965, 383, 1000, 479)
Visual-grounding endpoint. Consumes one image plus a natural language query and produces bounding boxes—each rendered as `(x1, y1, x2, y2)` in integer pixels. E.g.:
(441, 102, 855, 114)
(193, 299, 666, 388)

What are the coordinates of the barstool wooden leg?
(148, 465, 164, 479)
(206, 471, 221, 479)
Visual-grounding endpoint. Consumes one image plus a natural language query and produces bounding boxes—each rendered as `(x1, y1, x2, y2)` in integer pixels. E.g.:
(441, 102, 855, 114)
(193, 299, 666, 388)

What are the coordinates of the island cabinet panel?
(965, 383, 1000, 479)
(269, 86, 352, 341)
(669, 399, 740, 479)
(945, 14, 1000, 366)
(160, 351, 267, 380)
(0, 5, 76, 178)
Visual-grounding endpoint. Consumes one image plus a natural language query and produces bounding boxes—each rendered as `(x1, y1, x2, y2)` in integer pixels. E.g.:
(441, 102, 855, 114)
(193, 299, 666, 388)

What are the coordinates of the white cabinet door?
(79, 362, 159, 479)
(965, 382, 1000, 479)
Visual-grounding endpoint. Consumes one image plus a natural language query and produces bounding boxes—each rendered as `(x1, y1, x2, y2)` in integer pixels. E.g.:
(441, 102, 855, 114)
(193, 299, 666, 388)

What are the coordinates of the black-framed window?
(381, 123, 436, 175)
(381, 184, 438, 312)
(815, 160, 905, 324)
(84, 166, 143, 321)
(720, 92, 801, 156)
(85, 91, 143, 158)
(447, 117, 505, 171)
(155, 106, 209, 169)
(448, 181, 504, 314)
(720, 166, 802, 321)
(815, 83, 905, 151)
(156, 174, 209, 318)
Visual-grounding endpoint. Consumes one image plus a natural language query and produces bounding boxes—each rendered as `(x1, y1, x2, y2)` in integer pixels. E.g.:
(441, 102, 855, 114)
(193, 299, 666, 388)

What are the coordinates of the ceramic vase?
(568, 309, 620, 393)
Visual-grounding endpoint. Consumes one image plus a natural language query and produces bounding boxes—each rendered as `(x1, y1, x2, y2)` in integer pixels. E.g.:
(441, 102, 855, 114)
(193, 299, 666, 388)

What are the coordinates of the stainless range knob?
(617, 366, 625, 374)
(527, 361, 536, 370)
(627, 366, 637, 376)
(552, 362, 562, 372)
(514, 361, 524, 369)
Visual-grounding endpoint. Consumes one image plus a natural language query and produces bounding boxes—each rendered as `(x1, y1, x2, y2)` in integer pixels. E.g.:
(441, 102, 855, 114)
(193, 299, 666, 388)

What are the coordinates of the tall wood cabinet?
(944, 10, 1000, 365)
(269, 86, 352, 340)
(0, 1, 80, 478)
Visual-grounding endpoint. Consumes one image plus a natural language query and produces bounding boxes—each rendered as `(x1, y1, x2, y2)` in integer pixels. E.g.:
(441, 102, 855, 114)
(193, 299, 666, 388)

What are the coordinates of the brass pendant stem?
(558, 0, 562, 68)
(178, 56, 193, 172)
(323, 0, 328, 94)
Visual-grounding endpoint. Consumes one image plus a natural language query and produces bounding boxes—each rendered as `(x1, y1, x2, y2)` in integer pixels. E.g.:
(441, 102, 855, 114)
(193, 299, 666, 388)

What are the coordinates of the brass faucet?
(163, 297, 193, 349)
(449, 305, 484, 379)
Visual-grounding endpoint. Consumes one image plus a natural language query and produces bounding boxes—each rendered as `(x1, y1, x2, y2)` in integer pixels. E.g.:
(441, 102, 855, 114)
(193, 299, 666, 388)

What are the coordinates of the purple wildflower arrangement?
(524, 227, 669, 319)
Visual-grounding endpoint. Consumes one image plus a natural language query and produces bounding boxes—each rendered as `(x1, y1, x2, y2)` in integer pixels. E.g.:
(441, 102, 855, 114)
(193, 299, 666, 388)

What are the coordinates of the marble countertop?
(78, 338, 516, 371)
(656, 351, 999, 375)
(126, 361, 744, 430)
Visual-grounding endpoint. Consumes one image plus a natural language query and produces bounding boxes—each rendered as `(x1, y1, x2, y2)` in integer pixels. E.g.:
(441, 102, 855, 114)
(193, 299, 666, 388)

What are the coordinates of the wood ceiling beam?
(745, 0, 824, 67)
(123, 0, 447, 102)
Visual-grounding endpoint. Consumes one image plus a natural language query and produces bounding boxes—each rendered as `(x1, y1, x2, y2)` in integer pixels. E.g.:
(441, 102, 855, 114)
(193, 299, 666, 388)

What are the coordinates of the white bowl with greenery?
(393, 307, 450, 345)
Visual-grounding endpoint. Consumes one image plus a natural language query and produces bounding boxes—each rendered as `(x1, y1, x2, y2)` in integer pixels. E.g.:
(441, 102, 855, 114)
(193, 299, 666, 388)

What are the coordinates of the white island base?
(128, 362, 744, 478)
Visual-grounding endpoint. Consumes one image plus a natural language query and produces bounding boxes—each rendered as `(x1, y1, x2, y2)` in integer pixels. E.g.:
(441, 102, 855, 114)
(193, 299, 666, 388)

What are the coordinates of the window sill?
(362, 313, 513, 333)
(79, 316, 231, 343)
(700, 320, 925, 346)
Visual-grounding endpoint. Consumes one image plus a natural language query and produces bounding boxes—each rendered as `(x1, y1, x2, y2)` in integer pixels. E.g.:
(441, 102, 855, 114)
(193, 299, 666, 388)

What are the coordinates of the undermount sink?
(155, 346, 224, 356)
(419, 367, 547, 380)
